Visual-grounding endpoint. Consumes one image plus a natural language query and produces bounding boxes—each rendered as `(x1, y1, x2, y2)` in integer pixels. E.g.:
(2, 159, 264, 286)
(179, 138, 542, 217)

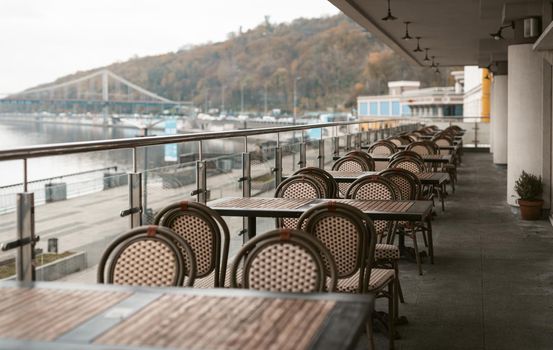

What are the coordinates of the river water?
(0, 119, 246, 187)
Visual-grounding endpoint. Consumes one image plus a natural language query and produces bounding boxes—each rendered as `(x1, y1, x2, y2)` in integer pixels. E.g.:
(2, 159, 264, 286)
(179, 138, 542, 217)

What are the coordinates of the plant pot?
(517, 199, 544, 220)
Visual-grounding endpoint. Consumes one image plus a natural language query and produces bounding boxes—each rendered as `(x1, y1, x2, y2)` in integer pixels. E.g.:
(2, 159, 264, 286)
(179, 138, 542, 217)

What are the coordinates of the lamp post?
(264, 83, 268, 115)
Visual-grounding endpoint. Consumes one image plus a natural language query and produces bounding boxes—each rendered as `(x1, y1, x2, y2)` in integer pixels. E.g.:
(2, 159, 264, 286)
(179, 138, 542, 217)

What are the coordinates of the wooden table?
(367, 153, 453, 164)
(326, 171, 449, 187)
(208, 197, 433, 245)
(0, 281, 373, 350)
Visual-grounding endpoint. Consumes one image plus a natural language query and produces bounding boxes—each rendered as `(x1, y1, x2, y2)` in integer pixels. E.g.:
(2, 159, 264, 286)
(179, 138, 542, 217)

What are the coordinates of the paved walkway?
(369, 152, 553, 349)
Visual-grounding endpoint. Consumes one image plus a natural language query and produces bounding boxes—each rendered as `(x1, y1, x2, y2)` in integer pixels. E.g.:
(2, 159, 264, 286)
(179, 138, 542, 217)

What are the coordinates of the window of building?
(401, 104, 411, 116)
(359, 102, 368, 116)
(379, 101, 390, 115)
(391, 101, 400, 116)
(369, 102, 378, 115)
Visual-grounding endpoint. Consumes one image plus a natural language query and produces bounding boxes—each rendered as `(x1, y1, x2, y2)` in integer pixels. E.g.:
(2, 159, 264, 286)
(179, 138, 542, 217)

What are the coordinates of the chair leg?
(388, 281, 396, 350)
(426, 217, 434, 264)
(366, 317, 376, 350)
(412, 234, 423, 275)
(394, 261, 405, 304)
(420, 226, 428, 247)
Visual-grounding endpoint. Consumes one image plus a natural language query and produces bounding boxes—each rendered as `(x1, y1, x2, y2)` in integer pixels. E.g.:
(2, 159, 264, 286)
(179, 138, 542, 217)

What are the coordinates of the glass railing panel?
(15, 152, 135, 284)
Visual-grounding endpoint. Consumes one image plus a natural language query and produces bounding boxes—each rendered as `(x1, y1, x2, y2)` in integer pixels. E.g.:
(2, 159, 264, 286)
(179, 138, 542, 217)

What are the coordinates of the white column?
(507, 44, 546, 205)
(491, 75, 508, 164)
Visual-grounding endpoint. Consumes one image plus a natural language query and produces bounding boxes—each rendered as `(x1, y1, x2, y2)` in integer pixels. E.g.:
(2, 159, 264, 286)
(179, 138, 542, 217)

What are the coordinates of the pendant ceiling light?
(423, 48, 430, 61)
(413, 37, 423, 52)
(430, 56, 436, 68)
(434, 63, 440, 74)
(402, 22, 412, 40)
(382, 0, 397, 21)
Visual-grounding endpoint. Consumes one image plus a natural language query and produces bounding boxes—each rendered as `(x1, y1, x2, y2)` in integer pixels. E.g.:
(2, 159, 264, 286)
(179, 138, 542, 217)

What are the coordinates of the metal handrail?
(0, 118, 409, 161)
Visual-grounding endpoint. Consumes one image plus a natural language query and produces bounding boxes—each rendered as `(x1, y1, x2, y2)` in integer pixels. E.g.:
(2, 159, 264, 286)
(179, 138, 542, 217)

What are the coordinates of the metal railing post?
(474, 121, 479, 148)
(355, 133, 362, 150)
(299, 142, 306, 168)
(241, 152, 251, 243)
(274, 147, 282, 186)
(128, 173, 142, 228)
(15, 193, 35, 282)
(318, 139, 325, 169)
(195, 161, 207, 203)
(333, 136, 340, 158)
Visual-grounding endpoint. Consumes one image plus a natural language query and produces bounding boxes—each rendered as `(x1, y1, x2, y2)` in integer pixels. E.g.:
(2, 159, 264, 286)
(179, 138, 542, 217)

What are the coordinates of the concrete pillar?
(507, 44, 550, 206)
(491, 75, 507, 164)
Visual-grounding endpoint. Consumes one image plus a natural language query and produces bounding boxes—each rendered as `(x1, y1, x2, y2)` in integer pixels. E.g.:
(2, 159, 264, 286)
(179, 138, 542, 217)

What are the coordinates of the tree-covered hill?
(29, 14, 455, 114)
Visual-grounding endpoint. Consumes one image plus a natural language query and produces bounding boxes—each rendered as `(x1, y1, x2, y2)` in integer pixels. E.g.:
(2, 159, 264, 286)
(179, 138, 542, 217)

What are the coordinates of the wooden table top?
(326, 171, 449, 185)
(0, 281, 373, 350)
(208, 197, 433, 221)
(367, 153, 453, 163)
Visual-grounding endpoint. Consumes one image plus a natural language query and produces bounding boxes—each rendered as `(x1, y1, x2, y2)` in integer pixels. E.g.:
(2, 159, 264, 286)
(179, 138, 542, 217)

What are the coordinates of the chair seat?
(331, 268, 395, 293)
(375, 243, 400, 260)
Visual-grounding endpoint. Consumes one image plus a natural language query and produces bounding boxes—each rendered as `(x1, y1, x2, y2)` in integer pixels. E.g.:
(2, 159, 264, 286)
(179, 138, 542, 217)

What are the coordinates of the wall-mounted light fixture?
(490, 22, 515, 40)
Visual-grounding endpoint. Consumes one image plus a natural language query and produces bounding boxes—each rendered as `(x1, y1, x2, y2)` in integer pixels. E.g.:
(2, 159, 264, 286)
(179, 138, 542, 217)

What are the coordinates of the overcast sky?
(0, 0, 339, 95)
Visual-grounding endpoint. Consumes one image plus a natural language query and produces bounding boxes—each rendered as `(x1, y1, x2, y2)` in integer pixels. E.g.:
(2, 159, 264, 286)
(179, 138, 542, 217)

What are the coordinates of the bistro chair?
(293, 167, 338, 198)
(390, 150, 423, 163)
(379, 168, 428, 275)
(386, 136, 407, 147)
(367, 140, 397, 155)
(275, 174, 324, 228)
(154, 201, 230, 288)
(406, 141, 436, 155)
(388, 156, 427, 173)
(344, 150, 376, 170)
(230, 228, 337, 293)
(297, 202, 395, 350)
(432, 135, 457, 192)
(98, 225, 197, 287)
(332, 154, 373, 197)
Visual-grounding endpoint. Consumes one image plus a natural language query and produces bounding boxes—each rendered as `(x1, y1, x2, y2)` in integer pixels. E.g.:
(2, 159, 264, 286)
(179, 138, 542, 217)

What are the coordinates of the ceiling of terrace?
(329, 0, 549, 67)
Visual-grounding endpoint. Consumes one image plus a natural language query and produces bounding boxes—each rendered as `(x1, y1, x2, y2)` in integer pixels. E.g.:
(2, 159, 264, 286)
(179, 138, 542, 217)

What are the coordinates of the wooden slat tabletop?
(0, 287, 130, 341)
(0, 282, 373, 350)
(209, 197, 432, 222)
(96, 295, 335, 350)
(324, 171, 449, 185)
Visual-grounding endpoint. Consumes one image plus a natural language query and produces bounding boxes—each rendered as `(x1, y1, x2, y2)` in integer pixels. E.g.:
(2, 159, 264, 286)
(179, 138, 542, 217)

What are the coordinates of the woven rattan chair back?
(406, 141, 434, 155)
(386, 137, 405, 147)
(332, 155, 371, 172)
(379, 168, 419, 200)
(367, 141, 397, 155)
(293, 167, 338, 198)
(98, 225, 197, 287)
(346, 175, 398, 244)
(432, 136, 453, 155)
(154, 201, 230, 287)
(230, 229, 337, 292)
(275, 175, 324, 228)
(344, 151, 376, 170)
(388, 157, 427, 173)
(298, 202, 376, 292)
(390, 150, 423, 163)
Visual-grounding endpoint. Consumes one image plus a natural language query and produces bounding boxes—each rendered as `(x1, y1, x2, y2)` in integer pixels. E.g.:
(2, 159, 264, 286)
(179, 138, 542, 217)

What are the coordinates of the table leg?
(426, 217, 434, 264)
(246, 216, 257, 242)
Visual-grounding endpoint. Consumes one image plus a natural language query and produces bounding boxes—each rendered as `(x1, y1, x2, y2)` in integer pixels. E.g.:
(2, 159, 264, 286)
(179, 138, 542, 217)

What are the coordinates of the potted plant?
(514, 171, 543, 220)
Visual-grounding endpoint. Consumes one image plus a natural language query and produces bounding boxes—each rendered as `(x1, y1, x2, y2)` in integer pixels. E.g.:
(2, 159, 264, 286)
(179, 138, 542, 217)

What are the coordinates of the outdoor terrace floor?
(368, 152, 553, 349)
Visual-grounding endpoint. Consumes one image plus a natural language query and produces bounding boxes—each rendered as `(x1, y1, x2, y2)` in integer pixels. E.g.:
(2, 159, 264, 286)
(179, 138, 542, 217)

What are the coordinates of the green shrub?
(514, 171, 543, 200)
